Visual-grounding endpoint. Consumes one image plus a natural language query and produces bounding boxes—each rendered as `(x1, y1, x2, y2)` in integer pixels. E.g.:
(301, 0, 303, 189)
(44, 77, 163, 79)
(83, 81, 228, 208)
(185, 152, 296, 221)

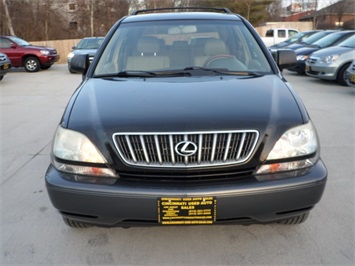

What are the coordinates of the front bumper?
(0, 62, 11, 76)
(40, 55, 59, 65)
(305, 63, 338, 80)
(346, 69, 355, 87)
(45, 160, 327, 227)
(288, 60, 306, 73)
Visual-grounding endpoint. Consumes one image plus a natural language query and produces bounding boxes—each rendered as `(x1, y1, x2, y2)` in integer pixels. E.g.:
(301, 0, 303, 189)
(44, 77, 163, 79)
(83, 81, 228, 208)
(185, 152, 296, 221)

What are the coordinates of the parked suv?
(67, 37, 104, 73)
(45, 8, 327, 228)
(0, 36, 59, 72)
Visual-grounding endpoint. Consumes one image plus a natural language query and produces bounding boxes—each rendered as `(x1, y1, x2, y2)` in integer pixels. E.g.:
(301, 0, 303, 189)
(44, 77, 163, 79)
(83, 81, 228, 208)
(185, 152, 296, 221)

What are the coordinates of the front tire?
(24, 57, 40, 72)
(337, 63, 351, 86)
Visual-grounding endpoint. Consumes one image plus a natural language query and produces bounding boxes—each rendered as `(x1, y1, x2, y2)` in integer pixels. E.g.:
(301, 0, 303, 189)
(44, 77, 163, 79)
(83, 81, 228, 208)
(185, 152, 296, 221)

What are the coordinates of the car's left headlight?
(297, 55, 309, 61)
(40, 50, 50, 55)
(52, 126, 117, 178)
(256, 122, 319, 176)
(320, 54, 339, 64)
(67, 52, 75, 59)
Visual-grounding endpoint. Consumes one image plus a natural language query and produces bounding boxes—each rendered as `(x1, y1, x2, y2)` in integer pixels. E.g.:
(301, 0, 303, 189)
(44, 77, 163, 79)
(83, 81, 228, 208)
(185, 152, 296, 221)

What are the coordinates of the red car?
(0, 36, 59, 72)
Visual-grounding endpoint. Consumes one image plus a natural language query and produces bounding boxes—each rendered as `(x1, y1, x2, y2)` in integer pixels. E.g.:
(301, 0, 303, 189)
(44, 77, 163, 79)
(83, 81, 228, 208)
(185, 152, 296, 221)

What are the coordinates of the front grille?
(113, 130, 259, 168)
(308, 57, 318, 64)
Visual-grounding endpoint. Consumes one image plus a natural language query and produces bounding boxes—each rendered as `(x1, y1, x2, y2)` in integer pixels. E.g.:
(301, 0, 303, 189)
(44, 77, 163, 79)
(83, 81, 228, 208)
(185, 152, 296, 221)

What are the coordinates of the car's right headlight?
(52, 126, 117, 178)
(256, 122, 319, 176)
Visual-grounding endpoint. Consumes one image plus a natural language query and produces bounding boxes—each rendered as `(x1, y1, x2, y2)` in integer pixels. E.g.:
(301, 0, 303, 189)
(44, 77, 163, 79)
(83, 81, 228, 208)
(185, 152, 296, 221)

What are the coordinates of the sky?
(282, 0, 341, 10)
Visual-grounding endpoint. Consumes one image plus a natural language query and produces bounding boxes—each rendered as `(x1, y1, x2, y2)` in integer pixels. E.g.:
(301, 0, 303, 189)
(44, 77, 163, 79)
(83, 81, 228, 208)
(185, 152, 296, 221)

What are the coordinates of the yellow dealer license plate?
(3, 63, 9, 70)
(305, 65, 310, 72)
(351, 74, 355, 83)
(158, 197, 216, 225)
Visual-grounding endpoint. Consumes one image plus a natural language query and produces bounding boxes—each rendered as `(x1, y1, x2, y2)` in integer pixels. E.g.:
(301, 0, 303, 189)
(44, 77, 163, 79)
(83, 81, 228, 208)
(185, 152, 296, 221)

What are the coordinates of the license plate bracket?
(158, 197, 216, 225)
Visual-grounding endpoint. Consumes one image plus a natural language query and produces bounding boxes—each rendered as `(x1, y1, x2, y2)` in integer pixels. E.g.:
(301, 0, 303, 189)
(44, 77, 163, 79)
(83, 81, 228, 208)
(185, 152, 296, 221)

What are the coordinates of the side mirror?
(70, 53, 90, 75)
(271, 49, 297, 70)
(10, 43, 17, 49)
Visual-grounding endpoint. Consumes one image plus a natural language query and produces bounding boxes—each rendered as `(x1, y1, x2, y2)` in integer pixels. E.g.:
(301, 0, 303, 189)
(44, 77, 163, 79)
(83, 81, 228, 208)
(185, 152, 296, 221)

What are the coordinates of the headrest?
(137, 37, 160, 54)
(204, 39, 228, 56)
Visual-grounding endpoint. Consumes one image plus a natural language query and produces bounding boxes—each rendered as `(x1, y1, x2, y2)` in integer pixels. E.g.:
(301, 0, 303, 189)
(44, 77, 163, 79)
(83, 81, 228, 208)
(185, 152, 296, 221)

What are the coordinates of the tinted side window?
(0, 38, 12, 48)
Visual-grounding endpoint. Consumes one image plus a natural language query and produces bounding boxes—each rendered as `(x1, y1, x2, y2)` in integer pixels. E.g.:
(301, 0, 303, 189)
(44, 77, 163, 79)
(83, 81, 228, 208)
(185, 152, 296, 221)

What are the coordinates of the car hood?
(309, 46, 355, 57)
(295, 46, 318, 55)
(66, 75, 304, 145)
(26, 45, 56, 51)
(287, 43, 306, 50)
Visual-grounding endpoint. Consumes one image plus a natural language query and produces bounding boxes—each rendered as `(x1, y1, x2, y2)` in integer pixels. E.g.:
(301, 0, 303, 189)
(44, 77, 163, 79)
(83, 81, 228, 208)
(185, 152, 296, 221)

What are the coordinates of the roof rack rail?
(131, 7, 232, 16)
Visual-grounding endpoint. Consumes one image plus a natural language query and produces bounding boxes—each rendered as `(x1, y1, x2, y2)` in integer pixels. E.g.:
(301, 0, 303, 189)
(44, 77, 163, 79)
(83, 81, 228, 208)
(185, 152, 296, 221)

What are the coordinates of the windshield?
(338, 34, 355, 48)
(286, 31, 304, 42)
(303, 31, 333, 45)
(313, 32, 348, 48)
(8, 36, 31, 46)
(94, 19, 271, 76)
(76, 38, 104, 49)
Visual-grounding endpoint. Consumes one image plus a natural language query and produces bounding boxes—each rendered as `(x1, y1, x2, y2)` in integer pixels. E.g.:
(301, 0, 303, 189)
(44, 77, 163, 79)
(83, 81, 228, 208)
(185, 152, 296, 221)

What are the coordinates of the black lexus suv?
(45, 8, 327, 228)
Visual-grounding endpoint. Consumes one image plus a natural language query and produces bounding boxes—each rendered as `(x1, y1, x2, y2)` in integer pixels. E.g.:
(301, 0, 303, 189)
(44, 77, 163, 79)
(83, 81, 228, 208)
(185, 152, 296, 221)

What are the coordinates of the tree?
(73, 0, 129, 37)
(203, 0, 275, 25)
(1, 0, 15, 35)
(267, 0, 283, 21)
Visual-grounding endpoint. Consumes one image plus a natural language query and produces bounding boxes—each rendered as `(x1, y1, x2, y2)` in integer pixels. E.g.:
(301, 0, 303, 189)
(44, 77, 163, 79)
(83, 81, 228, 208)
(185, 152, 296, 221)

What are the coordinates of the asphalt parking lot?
(1, 64, 354, 266)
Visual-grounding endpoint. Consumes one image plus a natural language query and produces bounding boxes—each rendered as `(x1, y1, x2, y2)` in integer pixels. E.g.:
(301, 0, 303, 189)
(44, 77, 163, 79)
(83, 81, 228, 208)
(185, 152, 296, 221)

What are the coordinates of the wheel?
(0, 75, 3, 81)
(337, 63, 351, 86)
(68, 65, 75, 74)
(24, 57, 40, 72)
(277, 212, 309, 225)
(62, 216, 91, 228)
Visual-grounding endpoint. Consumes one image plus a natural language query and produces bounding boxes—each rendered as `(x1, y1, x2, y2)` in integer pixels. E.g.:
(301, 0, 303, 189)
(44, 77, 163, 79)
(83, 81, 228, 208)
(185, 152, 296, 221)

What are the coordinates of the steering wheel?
(203, 54, 248, 71)
(203, 54, 236, 68)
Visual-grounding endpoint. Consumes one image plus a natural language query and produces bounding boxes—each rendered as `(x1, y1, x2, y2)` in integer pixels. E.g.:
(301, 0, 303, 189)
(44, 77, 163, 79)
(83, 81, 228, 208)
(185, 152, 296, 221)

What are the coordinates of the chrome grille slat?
(113, 130, 259, 168)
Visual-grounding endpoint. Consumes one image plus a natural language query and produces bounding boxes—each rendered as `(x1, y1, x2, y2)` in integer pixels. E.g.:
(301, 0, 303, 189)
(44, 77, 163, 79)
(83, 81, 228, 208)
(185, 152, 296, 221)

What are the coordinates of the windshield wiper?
(183, 67, 264, 77)
(94, 69, 264, 79)
(94, 70, 192, 79)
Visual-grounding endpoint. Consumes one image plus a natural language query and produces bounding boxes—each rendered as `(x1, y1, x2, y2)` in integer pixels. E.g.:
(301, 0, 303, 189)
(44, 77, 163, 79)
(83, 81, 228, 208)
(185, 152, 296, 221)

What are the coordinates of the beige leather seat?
(126, 37, 170, 71)
(194, 39, 229, 67)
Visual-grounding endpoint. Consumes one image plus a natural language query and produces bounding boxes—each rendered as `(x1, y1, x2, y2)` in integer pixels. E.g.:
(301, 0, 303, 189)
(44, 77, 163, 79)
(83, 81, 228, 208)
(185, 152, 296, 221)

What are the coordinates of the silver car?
(0, 52, 11, 81)
(345, 59, 355, 87)
(305, 34, 355, 85)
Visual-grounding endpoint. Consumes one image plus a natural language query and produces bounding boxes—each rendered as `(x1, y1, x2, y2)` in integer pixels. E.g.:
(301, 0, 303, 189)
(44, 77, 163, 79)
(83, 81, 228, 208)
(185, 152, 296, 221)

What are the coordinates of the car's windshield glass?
(94, 19, 271, 77)
(8, 36, 30, 46)
(77, 38, 104, 49)
(303, 31, 332, 45)
(286, 31, 304, 42)
(338, 34, 355, 48)
(313, 32, 346, 48)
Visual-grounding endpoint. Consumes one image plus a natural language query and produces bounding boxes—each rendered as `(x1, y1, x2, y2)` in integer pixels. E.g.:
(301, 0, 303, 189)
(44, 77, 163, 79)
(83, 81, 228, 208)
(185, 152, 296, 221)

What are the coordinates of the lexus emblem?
(175, 141, 198, 157)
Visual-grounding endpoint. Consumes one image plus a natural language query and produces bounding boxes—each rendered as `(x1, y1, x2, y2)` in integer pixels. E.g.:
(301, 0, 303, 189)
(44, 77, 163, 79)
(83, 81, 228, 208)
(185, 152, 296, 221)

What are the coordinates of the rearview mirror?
(70, 53, 90, 75)
(271, 49, 297, 70)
